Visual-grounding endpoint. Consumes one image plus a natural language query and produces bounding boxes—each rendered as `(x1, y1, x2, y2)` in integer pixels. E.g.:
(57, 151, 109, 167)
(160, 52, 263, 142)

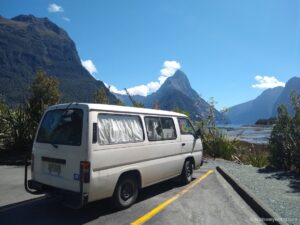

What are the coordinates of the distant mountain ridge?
(114, 70, 224, 121)
(227, 77, 300, 124)
(272, 77, 300, 115)
(0, 15, 117, 104)
(226, 87, 283, 124)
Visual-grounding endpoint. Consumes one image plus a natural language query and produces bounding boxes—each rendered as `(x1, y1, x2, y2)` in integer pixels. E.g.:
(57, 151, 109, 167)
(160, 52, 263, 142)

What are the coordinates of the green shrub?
(245, 152, 269, 168)
(2, 105, 32, 151)
(27, 69, 60, 136)
(93, 86, 109, 104)
(196, 97, 269, 167)
(0, 98, 10, 149)
(235, 142, 269, 167)
(269, 92, 300, 172)
(0, 70, 60, 153)
(200, 126, 237, 160)
(196, 99, 237, 161)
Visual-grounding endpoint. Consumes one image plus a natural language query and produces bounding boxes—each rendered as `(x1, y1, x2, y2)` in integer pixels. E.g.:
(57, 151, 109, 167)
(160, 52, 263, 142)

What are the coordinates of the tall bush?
(196, 98, 237, 160)
(3, 105, 32, 151)
(94, 86, 109, 104)
(269, 105, 292, 170)
(290, 93, 300, 171)
(0, 70, 60, 152)
(270, 92, 300, 172)
(27, 69, 60, 136)
(0, 98, 10, 149)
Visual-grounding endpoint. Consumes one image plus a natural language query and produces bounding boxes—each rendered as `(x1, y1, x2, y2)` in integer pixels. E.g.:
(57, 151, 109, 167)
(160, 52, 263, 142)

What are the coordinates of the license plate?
(48, 163, 61, 176)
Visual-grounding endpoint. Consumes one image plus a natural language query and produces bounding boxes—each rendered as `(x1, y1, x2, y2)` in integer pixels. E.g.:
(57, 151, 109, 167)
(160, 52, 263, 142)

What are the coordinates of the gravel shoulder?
(205, 158, 300, 225)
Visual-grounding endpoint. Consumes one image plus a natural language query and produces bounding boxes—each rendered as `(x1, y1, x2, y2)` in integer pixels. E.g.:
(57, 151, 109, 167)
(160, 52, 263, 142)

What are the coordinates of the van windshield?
(36, 109, 83, 146)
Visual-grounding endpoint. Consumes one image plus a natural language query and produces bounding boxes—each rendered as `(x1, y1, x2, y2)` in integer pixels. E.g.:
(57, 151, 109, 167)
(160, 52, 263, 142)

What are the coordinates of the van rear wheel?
(181, 160, 193, 185)
(113, 176, 138, 210)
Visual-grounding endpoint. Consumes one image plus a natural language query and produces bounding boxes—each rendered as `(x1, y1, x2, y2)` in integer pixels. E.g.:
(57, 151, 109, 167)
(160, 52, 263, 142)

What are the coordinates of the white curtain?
(98, 114, 143, 145)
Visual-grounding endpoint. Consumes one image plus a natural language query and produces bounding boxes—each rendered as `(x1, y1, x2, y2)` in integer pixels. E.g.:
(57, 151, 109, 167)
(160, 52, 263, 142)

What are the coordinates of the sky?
(1, 0, 300, 110)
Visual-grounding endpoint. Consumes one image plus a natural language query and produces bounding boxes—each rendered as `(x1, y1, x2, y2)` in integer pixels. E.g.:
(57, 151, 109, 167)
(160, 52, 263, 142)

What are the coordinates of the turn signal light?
(80, 161, 90, 183)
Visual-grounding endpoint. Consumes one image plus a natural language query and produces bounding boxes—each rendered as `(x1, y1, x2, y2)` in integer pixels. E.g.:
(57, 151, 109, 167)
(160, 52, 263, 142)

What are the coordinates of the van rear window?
(36, 109, 83, 146)
(98, 114, 144, 145)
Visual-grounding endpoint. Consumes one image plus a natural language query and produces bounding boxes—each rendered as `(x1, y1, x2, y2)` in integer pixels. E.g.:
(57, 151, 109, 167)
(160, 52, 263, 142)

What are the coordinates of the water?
(218, 124, 273, 144)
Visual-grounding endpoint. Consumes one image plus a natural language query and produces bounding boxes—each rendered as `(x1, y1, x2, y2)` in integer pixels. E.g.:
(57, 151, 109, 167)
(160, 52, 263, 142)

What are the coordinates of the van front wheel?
(181, 160, 193, 185)
(113, 176, 138, 210)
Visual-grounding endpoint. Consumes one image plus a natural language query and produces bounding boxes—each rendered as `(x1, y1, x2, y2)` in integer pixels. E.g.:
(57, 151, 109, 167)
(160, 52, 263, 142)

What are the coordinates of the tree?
(93, 86, 109, 104)
(133, 101, 144, 108)
(269, 91, 300, 171)
(4, 105, 32, 151)
(173, 107, 190, 117)
(114, 99, 125, 106)
(124, 88, 144, 108)
(153, 101, 160, 109)
(269, 105, 292, 170)
(290, 92, 300, 171)
(207, 97, 217, 127)
(27, 70, 60, 138)
(0, 71, 60, 152)
(195, 97, 236, 160)
(0, 98, 9, 149)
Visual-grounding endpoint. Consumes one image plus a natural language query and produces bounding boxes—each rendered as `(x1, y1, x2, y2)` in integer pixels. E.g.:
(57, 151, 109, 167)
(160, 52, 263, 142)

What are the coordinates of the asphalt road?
(0, 163, 264, 225)
(0, 165, 43, 207)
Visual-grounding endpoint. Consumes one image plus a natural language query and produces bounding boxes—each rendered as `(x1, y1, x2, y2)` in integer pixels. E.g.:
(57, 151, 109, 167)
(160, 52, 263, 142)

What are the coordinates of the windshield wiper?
(62, 102, 75, 116)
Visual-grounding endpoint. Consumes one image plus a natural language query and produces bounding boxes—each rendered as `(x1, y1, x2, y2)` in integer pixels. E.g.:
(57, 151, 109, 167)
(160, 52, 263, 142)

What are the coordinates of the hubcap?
(121, 183, 133, 201)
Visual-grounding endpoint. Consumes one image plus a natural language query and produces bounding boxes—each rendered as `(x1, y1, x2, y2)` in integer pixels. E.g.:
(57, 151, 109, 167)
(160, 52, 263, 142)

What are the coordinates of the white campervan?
(25, 103, 203, 209)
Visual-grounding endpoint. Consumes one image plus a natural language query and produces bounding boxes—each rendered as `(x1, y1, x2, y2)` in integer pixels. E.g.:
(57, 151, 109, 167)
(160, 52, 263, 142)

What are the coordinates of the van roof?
(48, 103, 187, 117)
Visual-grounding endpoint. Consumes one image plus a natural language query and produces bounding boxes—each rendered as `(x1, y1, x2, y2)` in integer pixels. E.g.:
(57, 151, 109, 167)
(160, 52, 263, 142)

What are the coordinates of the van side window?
(98, 114, 144, 145)
(145, 117, 176, 141)
(178, 118, 195, 136)
(161, 118, 177, 140)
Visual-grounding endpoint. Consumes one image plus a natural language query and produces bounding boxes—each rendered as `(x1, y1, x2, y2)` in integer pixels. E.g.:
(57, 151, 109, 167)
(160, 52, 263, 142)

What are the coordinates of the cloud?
(104, 83, 126, 95)
(160, 61, 181, 76)
(62, 17, 70, 22)
(108, 60, 181, 96)
(252, 75, 285, 89)
(48, 3, 64, 13)
(81, 59, 98, 76)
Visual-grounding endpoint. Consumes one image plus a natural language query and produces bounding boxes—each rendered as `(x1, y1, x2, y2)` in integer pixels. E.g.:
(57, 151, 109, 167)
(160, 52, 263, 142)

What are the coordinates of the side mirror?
(194, 128, 201, 139)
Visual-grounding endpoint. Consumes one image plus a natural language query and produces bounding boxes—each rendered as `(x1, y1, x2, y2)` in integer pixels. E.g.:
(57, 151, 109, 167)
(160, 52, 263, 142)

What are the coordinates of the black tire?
(112, 175, 138, 210)
(181, 160, 193, 185)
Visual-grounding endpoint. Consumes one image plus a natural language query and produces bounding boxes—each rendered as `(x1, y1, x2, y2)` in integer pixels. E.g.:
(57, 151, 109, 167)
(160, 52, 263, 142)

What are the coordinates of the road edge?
(216, 166, 289, 225)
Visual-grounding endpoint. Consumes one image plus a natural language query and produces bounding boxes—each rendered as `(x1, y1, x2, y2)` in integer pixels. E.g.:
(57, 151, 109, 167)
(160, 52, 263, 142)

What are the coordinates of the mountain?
(152, 70, 199, 101)
(272, 77, 300, 115)
(113, 93, 147, 106)
(227, 76, 300, 124)
(114, 70, 224, 121)
(226, 87, 283, 124)
(0, 15, 117, 104)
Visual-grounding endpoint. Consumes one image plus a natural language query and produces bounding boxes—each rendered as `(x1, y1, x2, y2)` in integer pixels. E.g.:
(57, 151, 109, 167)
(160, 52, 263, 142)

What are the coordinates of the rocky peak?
(11, 14, 64, 35)
(159, 70, 198, 100)
(0, 15, 118, 105)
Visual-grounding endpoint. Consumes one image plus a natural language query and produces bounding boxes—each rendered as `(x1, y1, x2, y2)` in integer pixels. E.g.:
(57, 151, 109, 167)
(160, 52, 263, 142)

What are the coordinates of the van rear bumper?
(25, 156, 88, 209)
(27, 179, 88, 208)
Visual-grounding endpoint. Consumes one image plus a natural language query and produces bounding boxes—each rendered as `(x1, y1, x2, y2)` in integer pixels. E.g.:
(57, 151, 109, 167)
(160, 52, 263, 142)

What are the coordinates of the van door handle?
(181, 143, 186, 146)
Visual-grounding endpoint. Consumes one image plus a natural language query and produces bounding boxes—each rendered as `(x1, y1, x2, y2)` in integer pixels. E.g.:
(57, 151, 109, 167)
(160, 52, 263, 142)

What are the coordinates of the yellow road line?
(131, 169, 214, 225)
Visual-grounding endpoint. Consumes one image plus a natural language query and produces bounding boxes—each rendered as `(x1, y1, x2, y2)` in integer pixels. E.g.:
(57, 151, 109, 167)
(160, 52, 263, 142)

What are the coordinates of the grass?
(202, 128, 270, 168)
(234, 141, 270, 168)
